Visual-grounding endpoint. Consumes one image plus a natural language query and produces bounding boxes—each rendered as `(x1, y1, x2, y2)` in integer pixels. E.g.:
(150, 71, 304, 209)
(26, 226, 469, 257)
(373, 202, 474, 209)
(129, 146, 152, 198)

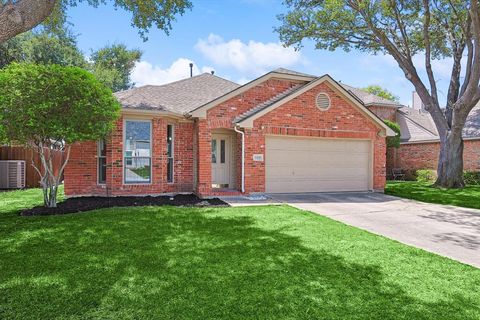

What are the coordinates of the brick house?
(64, 68, 395, 198)
(389, 105, 480, 175)
(342, 88, 480, 177)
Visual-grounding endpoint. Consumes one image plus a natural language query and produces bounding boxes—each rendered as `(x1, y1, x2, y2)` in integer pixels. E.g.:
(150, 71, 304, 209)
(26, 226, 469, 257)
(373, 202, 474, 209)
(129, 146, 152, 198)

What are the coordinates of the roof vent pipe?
(189, 63, 193, 77)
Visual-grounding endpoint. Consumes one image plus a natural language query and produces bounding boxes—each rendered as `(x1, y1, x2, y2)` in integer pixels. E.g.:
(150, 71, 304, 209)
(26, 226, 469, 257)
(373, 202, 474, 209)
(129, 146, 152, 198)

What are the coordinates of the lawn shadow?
(0, 206, 478, 319)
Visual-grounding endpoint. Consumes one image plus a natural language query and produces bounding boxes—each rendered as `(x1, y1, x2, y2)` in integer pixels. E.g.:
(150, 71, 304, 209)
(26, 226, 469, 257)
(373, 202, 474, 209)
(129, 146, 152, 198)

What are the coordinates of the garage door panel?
(266, 136, 371, 193)
(268, 152, 368, 167)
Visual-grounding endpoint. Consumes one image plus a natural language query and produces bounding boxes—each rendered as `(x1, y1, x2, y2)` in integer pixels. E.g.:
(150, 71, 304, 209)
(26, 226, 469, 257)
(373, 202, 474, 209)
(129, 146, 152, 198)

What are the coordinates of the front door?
(211, 134, 231, 188)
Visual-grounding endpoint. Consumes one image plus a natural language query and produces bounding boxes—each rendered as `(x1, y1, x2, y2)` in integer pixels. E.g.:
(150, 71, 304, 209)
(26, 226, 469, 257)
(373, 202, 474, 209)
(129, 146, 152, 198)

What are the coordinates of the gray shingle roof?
(114, 73, 240, 114)
(398, 104, 480, 142)
(340, 83, 402, 107)
(397, 108, 439, 142)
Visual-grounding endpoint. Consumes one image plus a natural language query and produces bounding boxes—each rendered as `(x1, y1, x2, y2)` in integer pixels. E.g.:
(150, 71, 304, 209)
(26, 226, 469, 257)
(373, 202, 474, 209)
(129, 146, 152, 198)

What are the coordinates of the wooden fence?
(0, 146, 64, 188)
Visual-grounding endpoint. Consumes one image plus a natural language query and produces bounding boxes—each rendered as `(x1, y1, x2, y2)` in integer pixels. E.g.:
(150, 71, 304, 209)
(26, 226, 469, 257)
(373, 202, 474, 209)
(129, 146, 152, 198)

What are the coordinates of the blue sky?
(66, 0, 455, 107)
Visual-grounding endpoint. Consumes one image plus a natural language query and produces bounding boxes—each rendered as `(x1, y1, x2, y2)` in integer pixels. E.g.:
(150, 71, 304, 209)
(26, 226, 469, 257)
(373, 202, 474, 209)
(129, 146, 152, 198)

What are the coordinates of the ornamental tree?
(0, 63, 120, 207)
(278, 0, 480, 188)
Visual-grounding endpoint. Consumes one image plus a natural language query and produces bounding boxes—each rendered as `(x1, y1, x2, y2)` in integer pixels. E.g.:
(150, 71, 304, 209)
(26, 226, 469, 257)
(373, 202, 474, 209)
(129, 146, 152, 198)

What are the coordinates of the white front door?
(211, 134, 231, 188)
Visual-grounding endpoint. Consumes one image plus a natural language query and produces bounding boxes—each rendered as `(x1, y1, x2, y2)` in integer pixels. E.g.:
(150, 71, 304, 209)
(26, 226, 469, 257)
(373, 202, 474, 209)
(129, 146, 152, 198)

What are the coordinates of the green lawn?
(386, 181, 480, 210)
(1, 189, 480, 319)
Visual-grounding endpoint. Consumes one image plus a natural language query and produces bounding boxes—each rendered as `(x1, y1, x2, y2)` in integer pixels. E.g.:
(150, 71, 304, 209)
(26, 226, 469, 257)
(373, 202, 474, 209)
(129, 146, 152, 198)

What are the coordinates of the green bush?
(384, 120, 401, 148)
(415, 169, 437, 183)
(464, 171, 480, 185)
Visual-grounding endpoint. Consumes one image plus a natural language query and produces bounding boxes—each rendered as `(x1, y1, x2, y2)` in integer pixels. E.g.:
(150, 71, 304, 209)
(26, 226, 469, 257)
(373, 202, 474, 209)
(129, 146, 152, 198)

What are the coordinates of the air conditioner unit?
(0, 160, 26, 189)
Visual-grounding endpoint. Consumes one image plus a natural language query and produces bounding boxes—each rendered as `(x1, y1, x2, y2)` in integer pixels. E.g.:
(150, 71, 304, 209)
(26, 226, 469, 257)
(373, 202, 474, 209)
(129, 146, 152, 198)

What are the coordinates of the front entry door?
(211, 134, 231, 188)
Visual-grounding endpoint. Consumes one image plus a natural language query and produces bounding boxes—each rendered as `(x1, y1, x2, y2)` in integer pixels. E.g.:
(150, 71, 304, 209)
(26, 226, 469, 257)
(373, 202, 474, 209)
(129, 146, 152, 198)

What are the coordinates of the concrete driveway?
(268, 192, 480, 268)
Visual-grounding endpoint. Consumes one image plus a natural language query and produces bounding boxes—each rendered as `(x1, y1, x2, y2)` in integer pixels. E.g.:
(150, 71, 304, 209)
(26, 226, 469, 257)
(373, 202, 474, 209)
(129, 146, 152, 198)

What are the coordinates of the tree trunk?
(435, 130, 465, 188)
(46, 185, 58, 208)
(0, 1, 56, 43)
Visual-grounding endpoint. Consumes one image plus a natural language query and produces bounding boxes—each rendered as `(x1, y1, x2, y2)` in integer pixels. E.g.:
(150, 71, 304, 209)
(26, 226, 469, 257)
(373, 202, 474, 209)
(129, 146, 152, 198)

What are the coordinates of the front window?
(97, 139, 107, 184)
(167, 124, 174, 183)
(124, 120, 151, 184)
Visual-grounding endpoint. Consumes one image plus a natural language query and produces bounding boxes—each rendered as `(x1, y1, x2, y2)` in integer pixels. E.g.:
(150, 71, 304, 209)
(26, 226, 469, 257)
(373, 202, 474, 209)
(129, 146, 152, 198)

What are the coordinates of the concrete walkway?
(226, 192, 480, 268)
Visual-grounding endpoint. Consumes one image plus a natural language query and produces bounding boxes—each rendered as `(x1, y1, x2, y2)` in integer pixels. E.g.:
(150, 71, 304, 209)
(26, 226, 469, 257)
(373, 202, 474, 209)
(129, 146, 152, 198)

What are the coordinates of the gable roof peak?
(273, 68, 316, 78)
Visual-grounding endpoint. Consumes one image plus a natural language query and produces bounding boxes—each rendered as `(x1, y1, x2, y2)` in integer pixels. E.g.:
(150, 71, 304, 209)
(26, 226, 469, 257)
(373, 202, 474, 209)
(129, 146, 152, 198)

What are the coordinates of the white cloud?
(195, 34, 303, 75)
(201, 66, 215, 74)
(236, 77, 251, 85)
(131, 58, 214, 86)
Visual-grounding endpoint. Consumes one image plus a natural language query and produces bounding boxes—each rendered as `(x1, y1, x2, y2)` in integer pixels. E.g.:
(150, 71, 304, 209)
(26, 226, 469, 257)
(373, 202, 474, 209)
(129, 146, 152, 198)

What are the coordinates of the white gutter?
(233, 125, 245, 193)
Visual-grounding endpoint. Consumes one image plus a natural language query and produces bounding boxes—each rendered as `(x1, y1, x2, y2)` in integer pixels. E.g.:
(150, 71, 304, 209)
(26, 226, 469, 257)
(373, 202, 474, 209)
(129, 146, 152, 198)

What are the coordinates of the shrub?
(384, 120, 401, 148)
(415, 169, 437, 183)
(464, 171, 480, 185)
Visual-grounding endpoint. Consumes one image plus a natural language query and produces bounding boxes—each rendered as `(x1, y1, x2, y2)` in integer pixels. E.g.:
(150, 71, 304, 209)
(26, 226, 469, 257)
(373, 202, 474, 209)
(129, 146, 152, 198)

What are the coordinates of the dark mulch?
(21, 194, 228, 216)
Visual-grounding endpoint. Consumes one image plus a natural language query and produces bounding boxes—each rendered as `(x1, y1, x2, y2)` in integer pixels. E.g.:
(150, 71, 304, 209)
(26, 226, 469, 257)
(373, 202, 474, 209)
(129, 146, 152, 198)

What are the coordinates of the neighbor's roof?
(340, 84, 402, 107)
(114, 73, 240, 115)
(398, 104, 480, 143)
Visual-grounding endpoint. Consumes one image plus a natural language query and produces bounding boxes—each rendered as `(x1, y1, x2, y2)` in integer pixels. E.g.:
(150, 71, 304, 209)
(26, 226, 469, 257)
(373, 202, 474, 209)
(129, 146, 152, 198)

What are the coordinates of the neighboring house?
(64, 68, 395, 197)
(391, 105, 480, 174)
(343, 88, 480, 176)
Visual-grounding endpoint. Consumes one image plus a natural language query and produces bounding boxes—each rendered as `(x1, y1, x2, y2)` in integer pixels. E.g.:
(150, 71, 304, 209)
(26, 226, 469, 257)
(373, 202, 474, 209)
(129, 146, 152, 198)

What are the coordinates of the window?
(124, 120, 151, 183)
(211, 139, 217, 163)
(220, 139, 225, 163)
(167, 124, 174, 183)
(97, 139, 107, 184)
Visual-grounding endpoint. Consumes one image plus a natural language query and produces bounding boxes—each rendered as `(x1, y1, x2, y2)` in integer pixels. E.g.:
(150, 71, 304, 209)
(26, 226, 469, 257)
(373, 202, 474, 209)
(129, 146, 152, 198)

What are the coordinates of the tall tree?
(278, 0, 480, 188)
(0, 63, 120, 208)
(362, 85, 399, 102)
(0, 29, 86, 68)
(0, 0, 192, 43)
(0, 31, 142, 91)
(90, 44, 142, 92)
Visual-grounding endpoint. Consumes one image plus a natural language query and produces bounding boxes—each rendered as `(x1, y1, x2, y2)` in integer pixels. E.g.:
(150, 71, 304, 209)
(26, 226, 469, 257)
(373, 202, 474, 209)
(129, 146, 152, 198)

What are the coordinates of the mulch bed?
(21, 194, 228, 216)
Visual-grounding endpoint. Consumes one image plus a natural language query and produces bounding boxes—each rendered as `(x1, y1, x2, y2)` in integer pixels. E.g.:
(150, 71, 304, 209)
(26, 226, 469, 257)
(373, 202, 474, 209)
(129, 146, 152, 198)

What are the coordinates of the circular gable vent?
(316, 93, 331, 110)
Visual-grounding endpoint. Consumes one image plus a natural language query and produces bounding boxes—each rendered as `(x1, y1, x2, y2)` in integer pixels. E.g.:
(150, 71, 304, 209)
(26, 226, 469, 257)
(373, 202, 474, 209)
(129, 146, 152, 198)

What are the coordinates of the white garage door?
(265, 136, 371, 193)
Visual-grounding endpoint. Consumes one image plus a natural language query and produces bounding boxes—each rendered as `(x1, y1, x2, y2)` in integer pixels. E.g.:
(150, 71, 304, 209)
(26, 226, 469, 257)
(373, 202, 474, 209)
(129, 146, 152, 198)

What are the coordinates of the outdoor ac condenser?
(0, 160, 26, 189)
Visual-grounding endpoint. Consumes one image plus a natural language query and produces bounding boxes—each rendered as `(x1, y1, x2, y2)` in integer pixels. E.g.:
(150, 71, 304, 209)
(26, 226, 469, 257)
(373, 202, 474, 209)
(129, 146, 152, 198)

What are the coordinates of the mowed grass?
(1, 188, 480, 319)
(386, 181, 480, 210)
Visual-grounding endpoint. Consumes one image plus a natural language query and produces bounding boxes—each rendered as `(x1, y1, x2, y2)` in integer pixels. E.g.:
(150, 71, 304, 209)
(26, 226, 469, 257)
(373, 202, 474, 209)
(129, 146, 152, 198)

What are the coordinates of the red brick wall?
(64, 116, 194, 197)
(394, 140, 480, 174)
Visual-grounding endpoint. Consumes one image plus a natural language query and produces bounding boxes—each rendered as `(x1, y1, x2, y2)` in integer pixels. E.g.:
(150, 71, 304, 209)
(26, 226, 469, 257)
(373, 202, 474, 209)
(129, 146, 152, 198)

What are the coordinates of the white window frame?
(97, 139, 107, 185)
(167, 123, 174, 183)
(123, 118, 153, 185)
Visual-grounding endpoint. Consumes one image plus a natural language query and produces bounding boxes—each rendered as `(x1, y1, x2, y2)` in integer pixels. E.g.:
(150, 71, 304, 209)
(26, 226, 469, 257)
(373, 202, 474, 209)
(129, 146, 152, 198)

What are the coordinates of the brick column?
(196, 119, 212, 196)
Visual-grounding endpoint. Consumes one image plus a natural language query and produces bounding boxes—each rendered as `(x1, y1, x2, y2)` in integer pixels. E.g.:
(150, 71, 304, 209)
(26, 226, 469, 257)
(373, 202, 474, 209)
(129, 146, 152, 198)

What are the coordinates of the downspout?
(233, 125, 245, 193)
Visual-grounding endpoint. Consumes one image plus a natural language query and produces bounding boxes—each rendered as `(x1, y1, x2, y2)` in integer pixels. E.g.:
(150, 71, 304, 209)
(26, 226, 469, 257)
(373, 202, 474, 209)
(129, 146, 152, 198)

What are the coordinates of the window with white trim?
(124, 120, 151, 184)
(167, 124, 174, 183)
(97, 139, 107, 184)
